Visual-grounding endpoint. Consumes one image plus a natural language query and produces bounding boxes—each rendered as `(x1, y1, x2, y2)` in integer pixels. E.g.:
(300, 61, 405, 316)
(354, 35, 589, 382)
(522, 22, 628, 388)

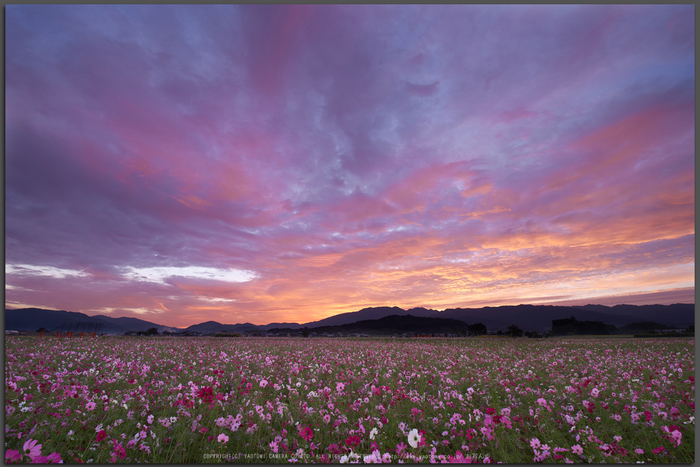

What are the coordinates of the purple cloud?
(5, 5, 694, 327)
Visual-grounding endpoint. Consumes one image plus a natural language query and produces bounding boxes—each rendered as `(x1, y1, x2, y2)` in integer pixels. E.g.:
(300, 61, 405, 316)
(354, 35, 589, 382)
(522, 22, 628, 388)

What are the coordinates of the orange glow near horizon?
(5, 5, 694, 328)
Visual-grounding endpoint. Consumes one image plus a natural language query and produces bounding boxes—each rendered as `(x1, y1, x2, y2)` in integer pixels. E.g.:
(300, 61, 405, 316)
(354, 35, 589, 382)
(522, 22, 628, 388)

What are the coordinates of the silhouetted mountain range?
(3, 307, 179, 334)
(270, 315, 473, 336)
(5, 303, 694, 335)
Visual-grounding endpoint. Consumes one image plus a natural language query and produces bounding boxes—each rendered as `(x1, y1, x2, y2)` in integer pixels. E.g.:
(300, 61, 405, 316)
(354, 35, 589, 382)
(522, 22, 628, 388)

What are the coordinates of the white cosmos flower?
(369, 427, 379, 440)
(408, 429, 421, 448)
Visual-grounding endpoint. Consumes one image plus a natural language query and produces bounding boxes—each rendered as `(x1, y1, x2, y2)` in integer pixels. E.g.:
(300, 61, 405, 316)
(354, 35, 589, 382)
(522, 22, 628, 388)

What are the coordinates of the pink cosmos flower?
(635, 449, 644, 455)
(299, 426, 314, 441)
(5, 449, 21, 463)
(345, 435, 361, 448)
(662, 426, 683, 447)
(45, 452, 62, 464)
(218, 433, 229, 444)
(418, 430, 426, 447)
(447, 451, 474, 463)
(530, 438, 541, 449)
(111, 440, 126, 460)
(22, 440, 42, 460)
(652, 446, 666, 455)
(86, 401, 97, 411)
(571, 445, 583, 455)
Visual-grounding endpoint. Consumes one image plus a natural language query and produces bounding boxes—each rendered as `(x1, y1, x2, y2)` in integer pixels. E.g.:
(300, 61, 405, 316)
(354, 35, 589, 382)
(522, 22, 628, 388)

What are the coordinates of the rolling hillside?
(6, 303, 693, 335)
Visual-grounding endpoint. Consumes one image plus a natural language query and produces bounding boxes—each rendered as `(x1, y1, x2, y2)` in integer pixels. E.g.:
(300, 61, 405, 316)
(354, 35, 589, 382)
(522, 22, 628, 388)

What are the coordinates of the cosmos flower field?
(4, 337, 694, 463)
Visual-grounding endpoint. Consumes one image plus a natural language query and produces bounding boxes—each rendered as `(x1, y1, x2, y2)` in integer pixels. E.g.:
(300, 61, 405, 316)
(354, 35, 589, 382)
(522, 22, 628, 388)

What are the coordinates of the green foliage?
(4, 336, 694, 463)
(552, 316, 617, 336)
(617, 322, 669, 334)
(505, 324, 523, 337)
(468, 323, 487, 336)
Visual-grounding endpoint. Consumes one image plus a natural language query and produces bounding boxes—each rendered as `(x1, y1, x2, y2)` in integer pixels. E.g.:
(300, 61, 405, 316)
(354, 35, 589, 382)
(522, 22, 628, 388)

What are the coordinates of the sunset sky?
(5, 5, 695, 327)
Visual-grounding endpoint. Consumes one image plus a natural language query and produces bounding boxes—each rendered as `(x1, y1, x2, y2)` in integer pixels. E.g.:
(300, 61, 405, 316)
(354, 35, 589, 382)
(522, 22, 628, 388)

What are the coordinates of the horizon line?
(5, 301, 695, 329)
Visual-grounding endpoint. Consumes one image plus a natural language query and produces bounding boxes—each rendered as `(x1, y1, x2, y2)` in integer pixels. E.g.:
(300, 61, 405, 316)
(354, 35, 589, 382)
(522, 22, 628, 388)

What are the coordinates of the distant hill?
(297, 304, 694, 334)
(4, 308, 174, 334)
(551, 316, 618, 336)
(617, 321, 670, 334)
(437, 305, 640, 333)
(301, 306, 417, 327)
(575, 304, 694, 325)
(270, 314, 471, 336)
(258, 322, 303, 330)
(6, 303, 694, 335)
(185, 321, 259, 334)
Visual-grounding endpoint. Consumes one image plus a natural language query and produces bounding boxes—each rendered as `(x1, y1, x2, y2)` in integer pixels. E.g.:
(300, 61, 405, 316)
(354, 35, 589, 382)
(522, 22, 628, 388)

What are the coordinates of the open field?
(5, 337, 694, 463)
(551, 335, 695, 340)
(552, 335, 638, 340)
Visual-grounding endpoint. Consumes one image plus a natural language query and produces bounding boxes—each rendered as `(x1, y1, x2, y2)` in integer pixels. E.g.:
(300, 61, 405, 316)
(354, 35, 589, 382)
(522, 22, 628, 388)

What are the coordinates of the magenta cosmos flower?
(5, 449, 21, 463)
(22, 440, 42, 460)
(299, 426, 314, 441)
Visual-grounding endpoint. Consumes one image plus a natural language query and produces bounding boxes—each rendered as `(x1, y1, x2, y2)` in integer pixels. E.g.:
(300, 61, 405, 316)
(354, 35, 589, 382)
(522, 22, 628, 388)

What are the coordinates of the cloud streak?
(5, 5, 694, 327)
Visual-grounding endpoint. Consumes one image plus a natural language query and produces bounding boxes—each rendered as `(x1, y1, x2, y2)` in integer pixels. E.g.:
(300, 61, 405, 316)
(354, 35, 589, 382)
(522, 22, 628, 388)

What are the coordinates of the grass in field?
(4, 336, 695, 463)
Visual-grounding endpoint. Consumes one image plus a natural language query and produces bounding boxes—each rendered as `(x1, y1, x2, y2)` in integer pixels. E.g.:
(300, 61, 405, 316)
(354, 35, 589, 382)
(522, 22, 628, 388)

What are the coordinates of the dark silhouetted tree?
(505, 324, 523, 337)
(468, 323, 487, 336)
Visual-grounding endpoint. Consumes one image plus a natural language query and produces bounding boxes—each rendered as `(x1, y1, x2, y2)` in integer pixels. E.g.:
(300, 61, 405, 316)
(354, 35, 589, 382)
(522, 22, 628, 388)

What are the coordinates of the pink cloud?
(5, 5, 694, 326)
